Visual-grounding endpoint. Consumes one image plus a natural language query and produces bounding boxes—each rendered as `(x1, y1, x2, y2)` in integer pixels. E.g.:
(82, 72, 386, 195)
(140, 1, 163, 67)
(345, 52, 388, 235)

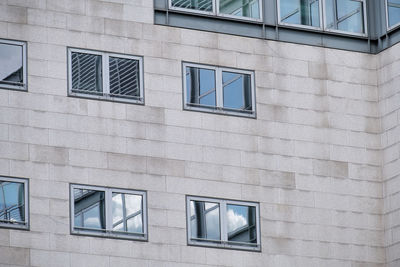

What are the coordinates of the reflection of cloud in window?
(84, 217, 100, 228)
(125, 194, 141, 215)
(227, 208, 247, 233)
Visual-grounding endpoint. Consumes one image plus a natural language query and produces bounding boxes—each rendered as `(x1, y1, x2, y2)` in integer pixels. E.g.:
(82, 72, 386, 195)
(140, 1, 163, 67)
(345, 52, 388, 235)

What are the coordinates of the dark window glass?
(0, 181, 25, 224)
(171, 0, 213, 12)
(280, 0, 320, 27)
(109, 57, 140, 98)
(222, 71, 252, 111)
(388, 0, 400, 28)
(186, 66, 216, 107)
(226, 204, 257, 244)
(71, 52, 103, 94)
(190, 200, 221, 241)
(73, 189, 105, 231)
(0, 43, 23, 86)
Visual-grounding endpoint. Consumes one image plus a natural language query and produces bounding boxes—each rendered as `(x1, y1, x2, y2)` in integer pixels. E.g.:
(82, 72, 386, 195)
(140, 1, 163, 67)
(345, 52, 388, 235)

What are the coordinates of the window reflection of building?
(71, 185, 147, 240)
(387, 0, 400, 29)
(187, 196, 260, 251)
(73, 189, 106, 231)
(325, 0, 365, 34)
(112, 193, 143, 234)
(226, 205, 257, 244)
(0, 181, 25, 224)
(190, 201, 221, 241)
(280, 0, 320, 27)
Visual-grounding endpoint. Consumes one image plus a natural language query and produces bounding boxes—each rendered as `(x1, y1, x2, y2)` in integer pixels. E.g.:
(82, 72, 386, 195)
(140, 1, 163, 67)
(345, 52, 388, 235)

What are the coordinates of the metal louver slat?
(109, 57, 140, 98)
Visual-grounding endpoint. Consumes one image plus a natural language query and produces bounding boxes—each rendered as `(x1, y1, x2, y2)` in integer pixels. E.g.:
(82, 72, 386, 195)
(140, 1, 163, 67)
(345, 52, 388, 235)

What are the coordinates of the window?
(387, 0, 400, 30)
(324, 0, 366, 35)
(70, 184, 147, 240)
(278, 0, 367, 36)
(278, 0, 322, 29)
(170, 0, 262, 21)
(183, 63, 256, 117)
(0, 39, 27, 91)
(186, 196, 260, 251)
(0, 177, 29, 230)
(67, 48, 144, 104)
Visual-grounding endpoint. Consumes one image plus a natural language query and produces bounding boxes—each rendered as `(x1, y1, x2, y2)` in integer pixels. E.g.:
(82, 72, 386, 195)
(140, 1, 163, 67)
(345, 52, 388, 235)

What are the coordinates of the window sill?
(68, 91, 144, 105)
(71, 228, 148, 241)
(188, 239, 261, 252)
(184, 104, 256, 119)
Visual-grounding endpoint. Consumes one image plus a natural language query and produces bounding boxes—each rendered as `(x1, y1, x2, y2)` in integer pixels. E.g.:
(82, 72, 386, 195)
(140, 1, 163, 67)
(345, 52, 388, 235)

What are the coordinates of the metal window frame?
(186, 195, 261, 251)
(70, 184, 148, 241)
(386, 0, 400, 31)
(169, 0, 263, 22)
(67, 47, 144, 105)
(182, 62, 256, 118)
(0, 39, 27, 91)
(277, 0, 324, 31)
(322, 0, 368, 37)
(0, 176, 29, 230)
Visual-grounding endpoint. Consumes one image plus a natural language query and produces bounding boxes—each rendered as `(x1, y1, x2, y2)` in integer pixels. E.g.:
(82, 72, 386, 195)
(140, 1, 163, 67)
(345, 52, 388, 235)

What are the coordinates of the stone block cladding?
(0, 0, 397, 266)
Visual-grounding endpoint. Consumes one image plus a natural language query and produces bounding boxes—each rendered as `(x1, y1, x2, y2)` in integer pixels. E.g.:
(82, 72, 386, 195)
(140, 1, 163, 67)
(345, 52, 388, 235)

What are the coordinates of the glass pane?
(127, 215, 143, 233)
(280, 0, 320, 27)
(112, 193, 143, 233)
(171, 0, 213, 12)
(190, 200, 220, 241)
(125, 194, 142, 216)
(222, 71, 252, 111)
(73, 188, 105, 230)
(109, 57, 140, 98)
(71, 52, 103, 93)
(0, 182, 24, 223)
(112, 193, 123, 224)
(219, 0, 260, 19)
(0, 43, 23, 84)
(388, 0, 400, 27)
(186, 66, 216, 107)
(325, 0, 364, 34)
(227, 204, 257, 244)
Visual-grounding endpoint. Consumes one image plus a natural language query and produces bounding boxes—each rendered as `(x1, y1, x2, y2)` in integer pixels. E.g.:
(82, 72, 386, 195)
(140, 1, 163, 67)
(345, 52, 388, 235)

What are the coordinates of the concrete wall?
(379, 42, 400, 267)
(0, 0, 389, 266)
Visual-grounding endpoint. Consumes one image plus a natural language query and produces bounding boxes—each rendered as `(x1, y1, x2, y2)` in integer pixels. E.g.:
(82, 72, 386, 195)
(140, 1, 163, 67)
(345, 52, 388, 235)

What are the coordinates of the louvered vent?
(71, 52, 102, 94)
(109, 57, 140, 98)
(171, 0, 213, 11)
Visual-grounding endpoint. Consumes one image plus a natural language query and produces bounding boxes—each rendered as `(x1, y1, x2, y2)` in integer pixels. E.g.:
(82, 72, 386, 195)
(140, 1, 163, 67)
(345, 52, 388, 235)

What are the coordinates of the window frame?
(182, 62, 256, 118)
(0, 39, 27, 91)
(386, 0, 400, 31)
(277, 0, 324, 31)
(186, 195, 261, 251)
(70, 184, 148, 241)
(169, 0, 263, 22)
(0, 176, 29, 230)
(67, 47, 144, 104)
(322, 0, 368, 37)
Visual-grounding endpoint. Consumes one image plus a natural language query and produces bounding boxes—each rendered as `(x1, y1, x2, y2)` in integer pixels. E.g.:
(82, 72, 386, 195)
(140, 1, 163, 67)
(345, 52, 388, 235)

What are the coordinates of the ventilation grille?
(109, 57, 140, 98)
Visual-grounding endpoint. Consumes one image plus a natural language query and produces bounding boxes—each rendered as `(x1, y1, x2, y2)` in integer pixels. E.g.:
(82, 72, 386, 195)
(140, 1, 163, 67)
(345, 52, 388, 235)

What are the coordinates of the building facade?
(0, 0, 399, 266)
